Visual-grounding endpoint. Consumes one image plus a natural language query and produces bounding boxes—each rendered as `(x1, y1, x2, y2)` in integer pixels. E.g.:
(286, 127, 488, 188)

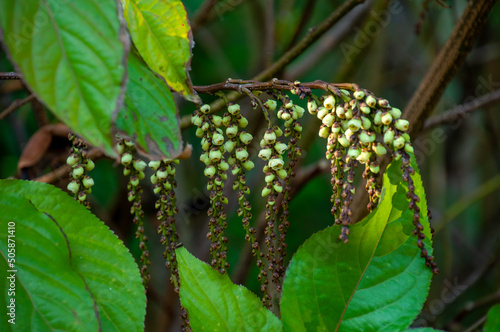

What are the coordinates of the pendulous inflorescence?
(66, 132, 95, 209)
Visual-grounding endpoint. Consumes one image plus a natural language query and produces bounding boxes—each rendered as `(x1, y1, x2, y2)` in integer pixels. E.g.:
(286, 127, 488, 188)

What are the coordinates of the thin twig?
(263, 0, 275, 68)
(180, 0, 364, 128)
(284, 0, 317, 52)
(424, 89, 500, 130)
(403, 0, 496, 137)
(190, 0, 220, 33)
(0, 94, 36, 120)
(0, 72, 21, 80)
(34, 148, 104, 183)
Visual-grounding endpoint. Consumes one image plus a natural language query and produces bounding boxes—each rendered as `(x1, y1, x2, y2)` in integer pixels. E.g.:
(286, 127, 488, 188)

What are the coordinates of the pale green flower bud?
(163, 181, 172, 190)
(323, 95, 336, 110)
(219, 160, 229, 171)
(383, 128, 395, 145)
(361, 116, 372, 130)
(332, 122, 341, 134)
(354, 90, 365, 100)
(127, 191, 135, 202)
(345, 128, 355, 141)
(228, 156, 236, 166)
(199, 152, 209, 164)
(264, 99, 277, 111)
(264, 130, 276, 144)
(123, 167, 131, 176)
(258, 147, 272, 160)
(191, 115, 203, 127)
(67, 180, 80, 194)
(226, 124, 238, 138)
(394, 150, 402, 161)
(277, 169, 288, 179)
(201, 137, 211, 151)
(318, 125, 330, 138)
(360, 103, 371, 114)
(121, 152, 133, 166)
(200, 104, 211, 114)
(82, 175, 94, 188)
(381, 112, 393, 125)
(265, 173, 275, 183)
(356, 149, 372, 164)
(322, 113, 335, 127)
(201, 121, 210, 132)
(274, 126, 283, 137)
(395, 119, 410, 132)
(274, 142, 288, 155)
(307, 100, 318, 114)
(78, 192, 87, 202)
(366, 95, 377, 108)
(133, 160, 146, 172)
(116, 141, 125, 155)
(262, 186, 272, 197)
(236, 147, 249, 161)
(228, 103, 240, 115)
(294, 122, 303, 132)
(237, 115, 248, 128)
(212, 132, 224, 145)
(393, 135, 405, 149)
(370, 162, 380, 173)
(84, 159, 95, 172)
(153, 185, 162, 194)
(292, 105, 305, 118)
(348, 118, 362, 132)
(130, 175, 140, 187)
(285, 101, 293, 109)
(372, 142, 388, 156)
(273, 182, 283, 193)
(72, 165, 84, 178)
(231, 165, 241, 175)
(403, 133, 411, 142)
(242, 160, 255, 171)
(156, 168, 168, 179)
(204, 165, 216, 178)
(195, 128, 204, 137)
(269, 156, 284, 170)
(211, 115, 222, 127)
(345, 108, 353, 120)
(373, 112, 382, 126)
(316, 107, 329, 120)
(358, 131, 375, 144)
(378, 99, 389, 108)
(137, 171, 145, 180)
(338, 135, 350, 147)
(221, 195, 229, 205)
(239, 131, 253, 145)
(224, 140, 236, 153)
(209, 148, 222, 162)
(404, 143, 414, 154)
(335, 105, 345, 118)
(347, 147, 361, 159)
(66, 153, 78, 166)
(124, 139, 134, 147)
(222, 114, 232, 127)
(390, 107, 402, 119)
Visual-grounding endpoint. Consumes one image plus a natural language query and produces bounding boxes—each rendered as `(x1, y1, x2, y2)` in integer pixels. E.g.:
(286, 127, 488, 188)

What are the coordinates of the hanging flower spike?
(67, 133, 94, 209)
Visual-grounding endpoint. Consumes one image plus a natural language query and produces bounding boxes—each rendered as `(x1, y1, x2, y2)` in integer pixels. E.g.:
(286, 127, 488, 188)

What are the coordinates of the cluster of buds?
(116, 138, 150, 288)
(66, 133, 95, 209)
(192, 104, 233, 274)
(269, 92, 304, 292)
(149, 159, 190, 328)
(310, 87, 436, 273)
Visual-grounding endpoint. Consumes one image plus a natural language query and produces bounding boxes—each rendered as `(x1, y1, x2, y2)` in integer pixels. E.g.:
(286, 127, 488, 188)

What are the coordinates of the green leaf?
(280, 154, 433, 332)
(115, 50, 182, 159)
(484, 304, 500, 332)
(406, 328, 446, 331)
(0, 179, 145, 331)
(122, 0, 200, 102)
(176, 247, 283, 332)
(0, 0, 128, 156)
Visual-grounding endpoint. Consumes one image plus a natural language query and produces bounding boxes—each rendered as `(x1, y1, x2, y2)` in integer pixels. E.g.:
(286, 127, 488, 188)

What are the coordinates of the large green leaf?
(484, 304, 500, 332)
(0, 0, 127, 156)
(280, 154, 433, 332)
(121, 0, 200, 102)
(0, 179, 145, 331)
(115, 50, 182, 159)
(176, 247, 283, 332)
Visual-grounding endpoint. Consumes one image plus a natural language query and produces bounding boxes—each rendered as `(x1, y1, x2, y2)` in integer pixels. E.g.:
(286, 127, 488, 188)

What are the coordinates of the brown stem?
(403, 0, 496, 137)
(284, 0, 318, 51)
(190, 0, 220, 33)
(0, 72, 20, 80)
(0, 94, 36, 120)
(424, 89, 500, 130)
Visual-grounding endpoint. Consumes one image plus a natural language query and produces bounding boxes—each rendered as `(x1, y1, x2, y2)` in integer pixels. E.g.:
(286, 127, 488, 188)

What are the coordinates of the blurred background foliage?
(1, 0, 499, 331)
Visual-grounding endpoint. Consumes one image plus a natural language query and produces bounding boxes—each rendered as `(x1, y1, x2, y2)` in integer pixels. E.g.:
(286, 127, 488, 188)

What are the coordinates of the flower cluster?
(116, 138, 150, 288)
(310, 88, 436, 273)
(66, 133, 94, 209)
(192, 104, 233, 274)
